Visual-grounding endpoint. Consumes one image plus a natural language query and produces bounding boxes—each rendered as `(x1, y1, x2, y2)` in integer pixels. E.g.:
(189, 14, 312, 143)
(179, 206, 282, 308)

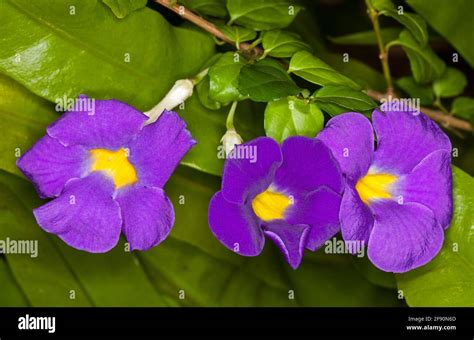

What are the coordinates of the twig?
(155, 0, 263, 57)
(367, 89, 472, 132)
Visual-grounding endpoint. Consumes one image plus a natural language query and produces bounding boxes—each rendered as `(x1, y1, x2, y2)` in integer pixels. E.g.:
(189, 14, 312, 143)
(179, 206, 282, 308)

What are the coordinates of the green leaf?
(261, 30, 311, 58)
(353, 256, 397, 289)
(102, 0, 147, 19)
(264, 96, 324, 143)
(396, 76, 434, 106)
(208, 52, 247, 103)
(0, 74, 57, 177)
(432, 67, 467, 98)
(311, 85, 377, 112)
(407, 0, 474, 68)
(196, 75, 222, 110)
(0, 0, 214, 111)
(393, 30, 445, 84)
(180, 0, 227, 18)
(218, 25, 257, 46)
(330, 28, 402, 46)
(0, 258, 29, 306)
(227, 0, 301, 30)
(396, 167, 474, 306)
(379, 10, 428, 46)
(452, 97, 474, 120)
(368, 0, 395, 11)
(289, 51, 361, 90)
(238, 59, 301, 102)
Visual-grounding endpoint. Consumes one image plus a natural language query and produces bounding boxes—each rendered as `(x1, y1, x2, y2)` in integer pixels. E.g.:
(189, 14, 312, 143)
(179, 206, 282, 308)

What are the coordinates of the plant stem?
(226, 101, 238, 130)
(191, 67, 209, 85)
(366, 1, 394, 95)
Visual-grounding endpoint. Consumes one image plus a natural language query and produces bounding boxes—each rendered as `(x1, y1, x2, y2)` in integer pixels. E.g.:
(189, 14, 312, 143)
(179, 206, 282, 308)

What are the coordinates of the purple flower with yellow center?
(208, 136, 343, 269)
(17, 95, 195, 252)
(317, 108, 452, 273)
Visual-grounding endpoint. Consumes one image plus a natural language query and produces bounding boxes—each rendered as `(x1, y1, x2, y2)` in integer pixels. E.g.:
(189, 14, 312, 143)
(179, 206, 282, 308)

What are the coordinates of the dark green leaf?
(432, 67, 467, 98)
(452, 97, 474, 120)
(238, 59, 301, 102)
(227, 0, 301, 30)
(181, 0, 227, 18)
(208, 52, 247, 103)
(102, 0, 147, 19)
(0, 0, 214, 111)
(218, 25, 257, 46)
(353, 256, 397, 289)
(312, 86, 377, 112)
(396, 167, 474, 306)
(289, 51, 361, 90)
(380, 10, 428, 46)
(396, 76, 434, 106)
(393, 30, 445, 84)
(408, 0, 474, 68)
(261, 30, 311, 58)
(0, 258, 29, 306)
(264, 96, 324, 143)
(330, 28, 402, 46)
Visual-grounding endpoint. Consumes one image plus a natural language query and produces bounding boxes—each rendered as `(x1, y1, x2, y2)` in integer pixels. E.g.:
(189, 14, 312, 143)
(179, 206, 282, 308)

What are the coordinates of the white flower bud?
(145, 79, 194, 124)
(221, 129, 243, 157)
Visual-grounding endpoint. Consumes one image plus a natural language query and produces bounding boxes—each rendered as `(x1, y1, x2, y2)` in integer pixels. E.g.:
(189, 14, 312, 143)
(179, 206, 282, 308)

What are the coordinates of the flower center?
(90, 148, 137, 189)
(252, 188, 291, 222)
(355, 172, 397, 204)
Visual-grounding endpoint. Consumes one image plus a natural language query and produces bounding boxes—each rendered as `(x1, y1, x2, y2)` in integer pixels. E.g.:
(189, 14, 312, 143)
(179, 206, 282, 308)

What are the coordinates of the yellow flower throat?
(355, 172, 397, 204)
(252, 189, 291, 222)
(90, 148, 137, 189)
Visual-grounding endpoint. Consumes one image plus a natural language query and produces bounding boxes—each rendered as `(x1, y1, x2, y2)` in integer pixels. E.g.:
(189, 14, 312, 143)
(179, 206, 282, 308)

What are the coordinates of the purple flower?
(17, 96, 195, 252)
(208, 136, 343, 269)
(317, 108, 452, 273)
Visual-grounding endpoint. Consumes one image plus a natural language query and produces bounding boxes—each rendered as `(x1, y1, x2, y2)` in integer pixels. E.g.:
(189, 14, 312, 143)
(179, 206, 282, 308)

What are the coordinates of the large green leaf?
(238, 59, 301, 102)
(407, 0, 474, 68)
(264, 96, 324, 143)
(0, 257, 29, 306)
(227, 0, 301, 31)
(289, 51, 361, 90)
(102, 0, 147, 19)
(432, 67, 467, 98)
(181, 0, 227, 18)
(0, 0, 214, 111)
(396, 167, 474, 306)
(392, 30, 445, 84)
(311, 86, 377, 112)
(208, 52, 247, 103)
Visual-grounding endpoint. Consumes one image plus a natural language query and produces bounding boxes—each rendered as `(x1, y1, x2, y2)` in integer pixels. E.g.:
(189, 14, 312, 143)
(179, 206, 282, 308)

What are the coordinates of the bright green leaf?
(227, 0, 302, 30)
(289, 51, 361, 90)
(208, 52, 247, 103)
(408, 0, 474, 68)
(102, 0, 147, 19)
(238, 59, 301, 102)
(396, 167, 474, 306)
(181, 0, 227, 18)
(392, 30, 445, 84)
(396, 76, 434, 106)
(311, 85, 377, 112)
(452, 97, 474, 120)
(432, 67, 467, 98)
(330, 27, 402, 46)
(261, 30, 311, 58)
(0, 0, 214, 111)
(218, 25, 257, 46)
(264, 96, 324, 143)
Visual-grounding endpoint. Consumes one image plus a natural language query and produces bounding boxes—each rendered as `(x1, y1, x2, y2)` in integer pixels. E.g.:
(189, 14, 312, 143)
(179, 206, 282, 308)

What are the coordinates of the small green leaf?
(227, 0, 302, 30)
(264, 96, 324, 143)
(330, 28, 401, 46)
(432, 67, 467, 98)
(311, 85, 377, 112)
(396, 76, 434, 105)
(380, 10, 428, 46)
(396, 167, 474, 306)
(452, 97, 474, 120)
(238, 59, 301, 102)
(196, 75, 222, 110)
(218, 25, 257, 46)
(289, 51, 361, 90)
(261, 30, 311, 58)
(393, 30, 445, 84)
(102, 0, 147, 19)
(180, 0, 227, 18)
(208, 52, 247, 103)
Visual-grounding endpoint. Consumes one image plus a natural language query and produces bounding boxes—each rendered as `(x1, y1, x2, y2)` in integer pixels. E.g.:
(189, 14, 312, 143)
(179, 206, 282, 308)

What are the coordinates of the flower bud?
(221, 129, 243, 157)
(146, 79, 194, 124)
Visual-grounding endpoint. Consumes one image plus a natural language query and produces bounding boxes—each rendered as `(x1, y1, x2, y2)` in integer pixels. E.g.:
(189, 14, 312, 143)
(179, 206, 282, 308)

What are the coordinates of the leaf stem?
(226, 101, 238, 130)
(366, 0, 394, 95)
